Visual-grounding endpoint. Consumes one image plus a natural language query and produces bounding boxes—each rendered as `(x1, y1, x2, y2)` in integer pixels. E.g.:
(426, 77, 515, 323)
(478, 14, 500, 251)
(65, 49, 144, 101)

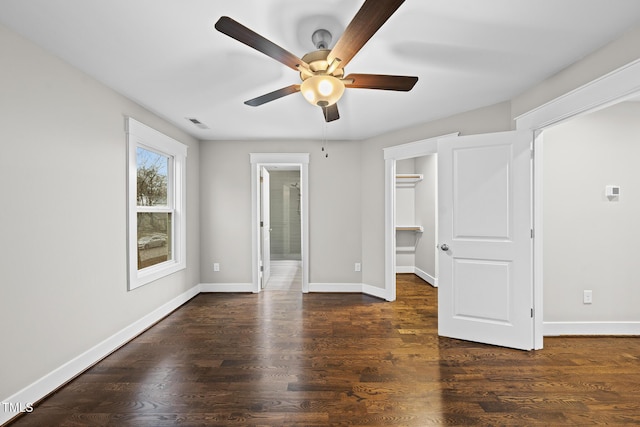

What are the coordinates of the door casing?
(260, 167, 271, 288)
(250, 153, 309, 293)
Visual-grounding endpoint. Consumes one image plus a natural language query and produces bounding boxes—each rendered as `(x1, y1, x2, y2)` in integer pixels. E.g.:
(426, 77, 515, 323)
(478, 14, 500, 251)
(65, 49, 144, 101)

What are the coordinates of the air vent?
(186, 117, 210, 130)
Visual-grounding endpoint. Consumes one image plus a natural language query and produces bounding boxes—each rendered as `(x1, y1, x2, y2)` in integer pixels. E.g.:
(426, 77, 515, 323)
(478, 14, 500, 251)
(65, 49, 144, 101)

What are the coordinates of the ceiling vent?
(186, 117, 209, 130)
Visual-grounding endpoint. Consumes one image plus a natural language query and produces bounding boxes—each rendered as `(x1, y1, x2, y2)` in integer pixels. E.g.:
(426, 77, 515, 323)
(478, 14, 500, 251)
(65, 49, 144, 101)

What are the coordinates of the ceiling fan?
(214, 0, 418, 122)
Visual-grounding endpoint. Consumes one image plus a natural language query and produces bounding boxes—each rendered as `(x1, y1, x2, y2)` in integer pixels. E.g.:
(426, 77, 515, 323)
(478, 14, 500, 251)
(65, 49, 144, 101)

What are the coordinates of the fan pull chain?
(321, 120, 329, 158)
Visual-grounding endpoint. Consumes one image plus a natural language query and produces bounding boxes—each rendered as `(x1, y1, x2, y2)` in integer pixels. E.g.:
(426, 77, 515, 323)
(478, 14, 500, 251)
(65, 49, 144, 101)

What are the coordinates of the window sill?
(130, 260, 186, 290)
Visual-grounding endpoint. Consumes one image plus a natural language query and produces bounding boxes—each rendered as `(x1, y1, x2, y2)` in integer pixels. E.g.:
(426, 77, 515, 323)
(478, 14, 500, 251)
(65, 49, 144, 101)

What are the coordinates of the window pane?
(137, 147, 169, 206)
(137, 212, 172, 269)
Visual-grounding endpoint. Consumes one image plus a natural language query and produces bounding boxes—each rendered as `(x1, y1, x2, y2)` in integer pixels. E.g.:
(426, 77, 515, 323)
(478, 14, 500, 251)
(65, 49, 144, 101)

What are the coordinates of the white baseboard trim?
(544, 321, 640, 336)
(308, 282, 363, 293)
(395, 266, 438, 288)
(0, 284, 200, 426)
(308, 283, 388, 301)
(199, 283, 256, 293)
(362, 284, 388, 300)
(414, 267, 437, 287)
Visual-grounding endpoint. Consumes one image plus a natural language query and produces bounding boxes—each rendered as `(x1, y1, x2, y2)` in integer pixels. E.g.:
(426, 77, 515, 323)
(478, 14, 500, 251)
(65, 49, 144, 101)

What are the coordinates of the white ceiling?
(2, 1, 640, 141)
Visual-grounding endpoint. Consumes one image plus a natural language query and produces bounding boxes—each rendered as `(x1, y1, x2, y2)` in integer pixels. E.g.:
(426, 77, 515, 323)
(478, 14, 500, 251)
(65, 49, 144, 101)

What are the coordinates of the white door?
(260, 168, 271, 288)
(437, 131, 533, 350)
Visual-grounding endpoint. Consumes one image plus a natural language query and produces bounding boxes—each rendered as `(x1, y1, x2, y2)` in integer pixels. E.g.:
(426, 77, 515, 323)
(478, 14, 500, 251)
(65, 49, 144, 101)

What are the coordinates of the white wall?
(0, 24, 200, 401)
(543, 101, 640, 322)
(199, 139, 363, 285)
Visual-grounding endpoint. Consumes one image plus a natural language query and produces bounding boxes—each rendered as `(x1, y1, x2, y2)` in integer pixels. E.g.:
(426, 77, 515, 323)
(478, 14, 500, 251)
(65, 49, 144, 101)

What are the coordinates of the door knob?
(440, 244, 449, 251)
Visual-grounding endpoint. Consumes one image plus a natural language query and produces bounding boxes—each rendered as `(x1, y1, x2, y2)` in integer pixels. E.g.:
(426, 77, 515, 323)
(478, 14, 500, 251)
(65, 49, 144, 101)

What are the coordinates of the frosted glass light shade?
(301, 75, 345, 107)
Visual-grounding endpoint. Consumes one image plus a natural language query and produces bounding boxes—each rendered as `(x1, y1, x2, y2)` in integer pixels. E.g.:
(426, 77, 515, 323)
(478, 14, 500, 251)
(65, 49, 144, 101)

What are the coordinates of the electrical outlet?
(583, 290, 592, 304)
(355, 262, 361, 272)
(213, 263, 220, 272)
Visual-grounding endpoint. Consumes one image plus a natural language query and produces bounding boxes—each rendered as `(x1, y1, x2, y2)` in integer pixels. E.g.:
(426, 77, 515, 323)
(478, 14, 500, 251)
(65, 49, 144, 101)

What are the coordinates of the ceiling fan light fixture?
(301, 75, 345, 107)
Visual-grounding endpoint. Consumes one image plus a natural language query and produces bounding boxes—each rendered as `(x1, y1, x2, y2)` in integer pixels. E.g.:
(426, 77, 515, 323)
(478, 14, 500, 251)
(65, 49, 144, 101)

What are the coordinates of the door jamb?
(250, 153, 309, 293)
(383, 133, 459, 302)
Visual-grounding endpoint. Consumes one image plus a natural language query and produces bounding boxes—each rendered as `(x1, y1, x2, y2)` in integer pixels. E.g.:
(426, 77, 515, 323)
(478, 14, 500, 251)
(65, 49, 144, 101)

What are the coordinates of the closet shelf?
(395, 174, 423, 184)
(396, 226, 424, 232)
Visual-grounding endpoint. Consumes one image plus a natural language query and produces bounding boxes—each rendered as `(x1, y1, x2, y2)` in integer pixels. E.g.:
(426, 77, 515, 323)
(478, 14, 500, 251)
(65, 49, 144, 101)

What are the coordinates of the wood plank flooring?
(8, 274, 640, 426)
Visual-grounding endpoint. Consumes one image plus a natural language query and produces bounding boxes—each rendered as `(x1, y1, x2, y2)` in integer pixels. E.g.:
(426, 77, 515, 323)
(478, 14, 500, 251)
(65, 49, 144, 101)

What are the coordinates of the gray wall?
(0, 25, 200, 400)
(199, 140, 363, 285)
(543, 101, 640, 322)
(415, 155, 437, 283)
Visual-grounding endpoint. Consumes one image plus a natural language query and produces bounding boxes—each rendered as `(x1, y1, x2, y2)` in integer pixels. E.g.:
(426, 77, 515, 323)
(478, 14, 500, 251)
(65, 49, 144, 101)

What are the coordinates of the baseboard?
(199, 283, 256, 293)
(544, 321, 640, 336)
(362, 283, 389, 300)
(308, 283, 363, 293)
(414, 267, 437, 287)
(395, 266, 437, 287)
(308, 283, 389, 301)
(0, 284, 200, 426)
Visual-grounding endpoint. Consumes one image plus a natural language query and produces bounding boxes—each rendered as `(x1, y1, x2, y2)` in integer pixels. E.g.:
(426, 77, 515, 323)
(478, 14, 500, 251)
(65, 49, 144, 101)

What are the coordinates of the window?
(127, 118, 187, 290)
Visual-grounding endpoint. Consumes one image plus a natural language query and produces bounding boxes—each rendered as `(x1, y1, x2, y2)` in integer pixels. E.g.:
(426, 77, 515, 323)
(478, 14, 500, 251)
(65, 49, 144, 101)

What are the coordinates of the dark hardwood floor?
(8, 274, 640, 426)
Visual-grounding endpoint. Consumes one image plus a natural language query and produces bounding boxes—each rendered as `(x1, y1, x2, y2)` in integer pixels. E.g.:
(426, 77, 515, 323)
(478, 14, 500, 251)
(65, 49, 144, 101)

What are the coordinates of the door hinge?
(531, 228, 534, 238)
(531, 308, 534, 318)
(260, 221, 264, 227)
(260, 265, 264, 272)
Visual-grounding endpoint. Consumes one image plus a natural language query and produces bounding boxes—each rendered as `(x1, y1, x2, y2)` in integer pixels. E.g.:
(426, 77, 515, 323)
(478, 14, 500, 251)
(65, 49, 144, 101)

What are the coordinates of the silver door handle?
(440, 244, 449, 251)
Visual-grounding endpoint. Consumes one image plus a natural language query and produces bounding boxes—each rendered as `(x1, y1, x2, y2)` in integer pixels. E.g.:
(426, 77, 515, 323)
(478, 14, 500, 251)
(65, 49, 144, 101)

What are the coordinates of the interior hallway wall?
(543, 101, 640, 322)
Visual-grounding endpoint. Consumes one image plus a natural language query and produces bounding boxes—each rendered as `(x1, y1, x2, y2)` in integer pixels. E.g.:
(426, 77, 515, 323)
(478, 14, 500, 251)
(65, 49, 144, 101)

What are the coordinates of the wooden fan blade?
(215, 16, 309, 71)
(322, 104, 340, 122)
(244, 85, 301, 107)
(344, 74, 418, 91)
(327, 0, 405, 69)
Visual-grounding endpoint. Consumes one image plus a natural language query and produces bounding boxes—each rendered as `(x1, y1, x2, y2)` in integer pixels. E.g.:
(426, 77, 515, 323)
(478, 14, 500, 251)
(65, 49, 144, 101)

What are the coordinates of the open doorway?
(250, 153, 309, 294)
(395, 155, 438, 287)
(385, 131, 535, 351)
(384, 133, 457, 302)
(262, 166, 302, 291)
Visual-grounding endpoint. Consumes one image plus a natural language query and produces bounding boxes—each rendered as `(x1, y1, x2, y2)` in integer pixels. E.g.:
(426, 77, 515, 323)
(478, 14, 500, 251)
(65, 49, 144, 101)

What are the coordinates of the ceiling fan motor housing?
(300, 49, 344, 78)
(312, 29, 332, 49)
(299, 49, 346, 107)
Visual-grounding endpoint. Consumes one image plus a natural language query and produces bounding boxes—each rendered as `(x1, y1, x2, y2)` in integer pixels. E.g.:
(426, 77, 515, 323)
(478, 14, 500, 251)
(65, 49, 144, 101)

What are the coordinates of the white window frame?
(126, 117, 187, 290)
